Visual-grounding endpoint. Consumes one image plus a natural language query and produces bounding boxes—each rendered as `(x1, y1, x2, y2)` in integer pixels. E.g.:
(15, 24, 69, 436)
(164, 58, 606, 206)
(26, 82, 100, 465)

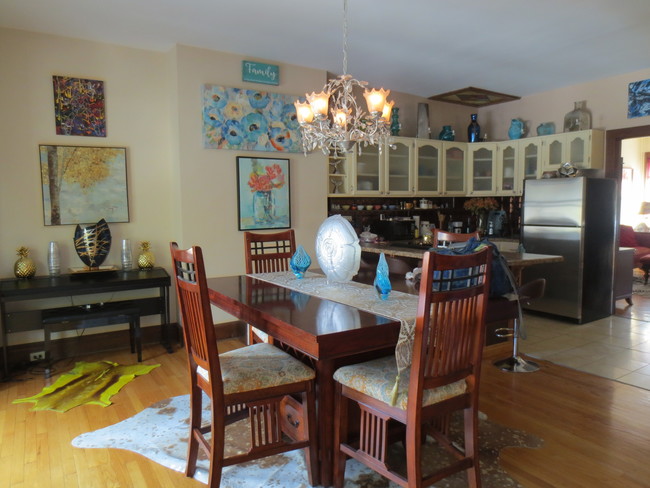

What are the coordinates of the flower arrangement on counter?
(463, 197, 499, 215)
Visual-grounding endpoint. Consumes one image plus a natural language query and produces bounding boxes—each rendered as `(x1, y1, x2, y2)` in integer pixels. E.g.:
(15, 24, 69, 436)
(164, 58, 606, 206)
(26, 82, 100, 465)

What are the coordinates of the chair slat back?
(410, 249, 491, 401)
(433, 229, 480, 248)
(244, 230, 296, 274)
(170, 242, 223, 389)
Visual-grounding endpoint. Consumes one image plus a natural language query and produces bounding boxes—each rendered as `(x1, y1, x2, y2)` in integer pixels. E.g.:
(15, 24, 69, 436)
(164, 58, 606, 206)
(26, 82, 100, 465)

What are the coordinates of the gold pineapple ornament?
(14, 246, 36, 278)
(137, 241, 155, 269)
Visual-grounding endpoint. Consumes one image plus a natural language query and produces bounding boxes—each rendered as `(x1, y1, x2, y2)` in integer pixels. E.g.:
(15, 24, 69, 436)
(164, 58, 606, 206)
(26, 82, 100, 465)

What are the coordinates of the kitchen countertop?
(359, 240, 563, 271)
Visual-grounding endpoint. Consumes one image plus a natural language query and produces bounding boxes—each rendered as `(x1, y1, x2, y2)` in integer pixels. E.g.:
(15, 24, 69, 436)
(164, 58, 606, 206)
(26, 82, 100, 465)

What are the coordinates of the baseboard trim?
(6, 320, 246, 373)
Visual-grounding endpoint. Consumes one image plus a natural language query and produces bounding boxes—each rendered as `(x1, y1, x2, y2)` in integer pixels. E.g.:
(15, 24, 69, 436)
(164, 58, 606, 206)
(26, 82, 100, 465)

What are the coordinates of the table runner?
(249, 271, 418, 403)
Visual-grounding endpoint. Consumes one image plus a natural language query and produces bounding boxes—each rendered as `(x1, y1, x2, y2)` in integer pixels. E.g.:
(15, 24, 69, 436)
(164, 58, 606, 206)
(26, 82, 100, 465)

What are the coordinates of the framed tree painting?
(236, 156, 290, 230)
(40, 145, 129, 225)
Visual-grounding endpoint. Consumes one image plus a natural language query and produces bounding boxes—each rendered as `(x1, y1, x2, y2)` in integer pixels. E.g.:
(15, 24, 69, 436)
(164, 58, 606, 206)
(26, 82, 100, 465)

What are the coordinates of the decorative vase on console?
(563, 101, 591, 132)
(467, 113, 480, 142)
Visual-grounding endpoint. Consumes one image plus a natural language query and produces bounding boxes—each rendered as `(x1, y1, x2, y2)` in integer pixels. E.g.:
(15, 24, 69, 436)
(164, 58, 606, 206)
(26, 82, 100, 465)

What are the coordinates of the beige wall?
(477, 68, 650, 141)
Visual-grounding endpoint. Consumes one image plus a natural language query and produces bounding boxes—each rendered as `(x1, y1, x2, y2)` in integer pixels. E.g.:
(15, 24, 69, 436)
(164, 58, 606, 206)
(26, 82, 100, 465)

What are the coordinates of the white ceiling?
(2, 0, 650, 99)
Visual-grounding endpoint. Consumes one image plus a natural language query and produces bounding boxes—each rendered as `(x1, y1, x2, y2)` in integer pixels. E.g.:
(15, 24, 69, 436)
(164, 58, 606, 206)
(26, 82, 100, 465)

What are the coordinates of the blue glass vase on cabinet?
(439, 125, 455, 141)
(467, 113, 480, 142)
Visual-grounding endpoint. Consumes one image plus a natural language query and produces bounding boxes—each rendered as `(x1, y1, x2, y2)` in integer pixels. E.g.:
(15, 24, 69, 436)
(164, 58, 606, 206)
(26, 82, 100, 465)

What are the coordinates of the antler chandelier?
(294, 0, 393, 155)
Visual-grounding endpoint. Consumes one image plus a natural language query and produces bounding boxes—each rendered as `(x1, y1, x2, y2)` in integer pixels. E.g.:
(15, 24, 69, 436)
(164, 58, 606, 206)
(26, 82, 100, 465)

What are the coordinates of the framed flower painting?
(236, 156, 290, 231)
(202, 84, 301, 152)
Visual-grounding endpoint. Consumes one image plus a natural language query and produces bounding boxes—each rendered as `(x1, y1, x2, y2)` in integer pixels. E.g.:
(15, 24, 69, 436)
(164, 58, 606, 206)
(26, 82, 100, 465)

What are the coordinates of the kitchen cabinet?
(328, 148, 352, 196)
(496, 140, 520, 196)
(520, 137, 543, 180)
(467, 142, 497, 195)
(414, 139, 442, 195)
(384, 137, 415, 196)
(336, 129, 603, 197)
(540, 129, 604, 171)
(441, 142, 467, 195)
(348, 137, 414, 196)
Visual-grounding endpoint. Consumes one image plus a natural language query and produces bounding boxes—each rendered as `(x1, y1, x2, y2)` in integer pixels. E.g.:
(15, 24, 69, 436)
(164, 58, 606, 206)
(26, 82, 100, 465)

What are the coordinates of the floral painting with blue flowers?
(628, 78, 650, 118)
(202, 84, 301, 152)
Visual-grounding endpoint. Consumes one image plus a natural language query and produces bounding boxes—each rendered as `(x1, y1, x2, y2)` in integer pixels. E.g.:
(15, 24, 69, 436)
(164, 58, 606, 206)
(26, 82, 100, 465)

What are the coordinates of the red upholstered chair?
(620, 225, 650, 283)
(170, 242, 318, 487)
(332, 248, 492, 488)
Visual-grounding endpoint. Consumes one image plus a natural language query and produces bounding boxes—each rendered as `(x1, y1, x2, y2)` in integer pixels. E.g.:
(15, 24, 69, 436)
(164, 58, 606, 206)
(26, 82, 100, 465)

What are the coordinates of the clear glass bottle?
(467, 113, 481, 142)
(121, 239, 133, 270)
(563, 101, 591, 132)
(47, 241, 60, 276)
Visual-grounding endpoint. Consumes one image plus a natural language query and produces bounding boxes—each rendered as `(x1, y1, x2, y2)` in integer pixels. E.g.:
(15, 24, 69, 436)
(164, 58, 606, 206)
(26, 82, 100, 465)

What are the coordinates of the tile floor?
(518, 292, 650, 390)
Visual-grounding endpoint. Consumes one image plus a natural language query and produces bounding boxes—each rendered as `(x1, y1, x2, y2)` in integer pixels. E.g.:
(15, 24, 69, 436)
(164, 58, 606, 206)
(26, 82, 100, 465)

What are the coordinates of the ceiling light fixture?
(294, 0, 393, 155)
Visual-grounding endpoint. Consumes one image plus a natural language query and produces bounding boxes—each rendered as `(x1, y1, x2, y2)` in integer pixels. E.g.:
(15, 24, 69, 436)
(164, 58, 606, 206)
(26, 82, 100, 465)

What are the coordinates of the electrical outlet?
(29, 351, 45, 362)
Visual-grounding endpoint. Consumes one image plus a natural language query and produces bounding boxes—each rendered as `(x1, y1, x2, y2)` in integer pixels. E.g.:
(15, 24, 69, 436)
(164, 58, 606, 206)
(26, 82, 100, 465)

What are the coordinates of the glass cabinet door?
(442, 143, 466, 195)
(353, 144, 381, 194)
(385, 138, 413, 195)
(521, 139, 541, 179)
(468, 143, 496, 195)
(497, 141, 519, 195)
(415, 140, 441, 195)
(566, 131, 589, 167)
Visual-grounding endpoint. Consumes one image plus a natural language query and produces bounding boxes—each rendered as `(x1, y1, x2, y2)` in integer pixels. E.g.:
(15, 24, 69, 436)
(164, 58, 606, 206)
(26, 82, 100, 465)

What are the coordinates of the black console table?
(0, 267, 171, 377)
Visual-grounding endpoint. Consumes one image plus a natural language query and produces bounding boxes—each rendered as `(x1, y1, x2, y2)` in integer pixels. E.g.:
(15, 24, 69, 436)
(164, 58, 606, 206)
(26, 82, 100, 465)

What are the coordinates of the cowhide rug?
(72, 394, 542, 487)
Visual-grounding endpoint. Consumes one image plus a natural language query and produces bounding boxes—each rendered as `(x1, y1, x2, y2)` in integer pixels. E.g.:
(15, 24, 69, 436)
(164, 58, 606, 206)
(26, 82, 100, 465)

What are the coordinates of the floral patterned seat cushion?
(197, 343, 315, 395)
(333, 355, 467, 410)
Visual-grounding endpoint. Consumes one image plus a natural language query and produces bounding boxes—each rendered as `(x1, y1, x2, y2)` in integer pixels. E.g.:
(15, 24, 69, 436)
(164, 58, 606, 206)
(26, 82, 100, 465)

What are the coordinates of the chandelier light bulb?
(294, 101, 314, 124)
(364, 88, 389, 116)
(333, 109, 348, 128)
(306, 91, 330, 119)
(381, 100, 394, 123)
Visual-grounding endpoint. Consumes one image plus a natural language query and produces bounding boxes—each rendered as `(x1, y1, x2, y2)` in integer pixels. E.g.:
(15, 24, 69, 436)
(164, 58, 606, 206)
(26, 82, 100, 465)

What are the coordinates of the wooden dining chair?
(433, 229, 480, 247)
(170, 242, 318, 488)
(243, 230, 296, 344)
(332, 248, 492, 488)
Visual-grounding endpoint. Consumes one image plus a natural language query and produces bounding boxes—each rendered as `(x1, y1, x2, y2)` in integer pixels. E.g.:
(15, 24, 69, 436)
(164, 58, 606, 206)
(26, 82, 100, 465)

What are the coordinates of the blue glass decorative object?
(536, 122, 555, 136)
(467, 113, 480, 142)
(508, 119, 525, 140)
(290, 244, 311, 278)
(390, 107, 401, 136)
(374, 253, 392, 300)
(439, 125, 455, 141)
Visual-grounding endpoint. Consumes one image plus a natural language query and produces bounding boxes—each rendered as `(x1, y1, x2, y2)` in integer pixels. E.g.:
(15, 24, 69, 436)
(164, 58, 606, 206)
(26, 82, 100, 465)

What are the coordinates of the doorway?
(605, 125, 650, 227)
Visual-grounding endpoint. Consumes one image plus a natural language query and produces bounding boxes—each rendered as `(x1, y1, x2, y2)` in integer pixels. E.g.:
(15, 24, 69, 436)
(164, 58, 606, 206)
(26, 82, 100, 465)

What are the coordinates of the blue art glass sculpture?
(508, 119, 525, 140)
(374, 253, 392, 300)
(290, 244, 311, 278)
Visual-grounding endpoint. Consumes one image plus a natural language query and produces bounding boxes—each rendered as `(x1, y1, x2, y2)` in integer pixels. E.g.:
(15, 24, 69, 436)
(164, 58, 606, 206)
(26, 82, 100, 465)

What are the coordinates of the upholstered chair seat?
(197, 342, 315, 394)
(333, 355, 466, 411)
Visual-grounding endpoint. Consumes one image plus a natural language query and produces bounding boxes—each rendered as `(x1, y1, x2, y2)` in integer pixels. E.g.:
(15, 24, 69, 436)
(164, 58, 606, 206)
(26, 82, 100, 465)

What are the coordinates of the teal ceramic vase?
(439, 125, 455, 141)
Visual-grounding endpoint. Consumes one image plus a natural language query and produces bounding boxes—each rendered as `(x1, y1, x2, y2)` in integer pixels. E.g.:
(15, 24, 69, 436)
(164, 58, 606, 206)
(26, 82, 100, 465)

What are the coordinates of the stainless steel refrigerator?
(521, 177, 617, 324)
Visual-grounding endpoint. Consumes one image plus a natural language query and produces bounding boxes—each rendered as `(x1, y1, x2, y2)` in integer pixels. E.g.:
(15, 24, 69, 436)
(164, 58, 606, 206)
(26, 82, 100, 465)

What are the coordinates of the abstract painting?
(628, 79, 650, 118)
(236, 156, 290, 230)
(52, 76, 106, 136)
(40, 145, 129, 225)
(202, 84, 301, 152)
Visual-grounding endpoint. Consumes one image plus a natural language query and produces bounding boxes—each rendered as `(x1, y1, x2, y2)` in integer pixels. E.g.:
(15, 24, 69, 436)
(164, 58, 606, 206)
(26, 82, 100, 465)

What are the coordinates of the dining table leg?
(315, 358, 336, 487)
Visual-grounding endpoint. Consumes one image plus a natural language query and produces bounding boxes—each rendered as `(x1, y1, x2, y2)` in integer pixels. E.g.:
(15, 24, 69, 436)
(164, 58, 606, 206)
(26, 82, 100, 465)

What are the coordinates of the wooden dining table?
(207, 273, 401, 487)
(206, 249, 563, 486)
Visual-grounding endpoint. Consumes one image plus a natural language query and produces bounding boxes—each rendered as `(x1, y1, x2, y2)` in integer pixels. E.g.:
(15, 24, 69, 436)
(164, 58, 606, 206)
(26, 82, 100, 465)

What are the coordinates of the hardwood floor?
(2, 335, 650, 487)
